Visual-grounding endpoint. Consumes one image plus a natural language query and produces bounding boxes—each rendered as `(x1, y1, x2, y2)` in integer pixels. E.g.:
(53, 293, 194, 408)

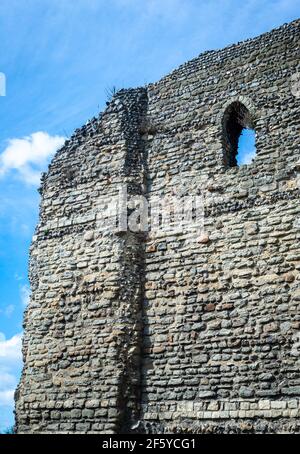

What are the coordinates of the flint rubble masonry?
(16, 19, 300, 434)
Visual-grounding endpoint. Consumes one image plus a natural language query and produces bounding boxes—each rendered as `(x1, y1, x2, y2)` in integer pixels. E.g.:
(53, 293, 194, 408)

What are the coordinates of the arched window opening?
(223, 101, 257, 167)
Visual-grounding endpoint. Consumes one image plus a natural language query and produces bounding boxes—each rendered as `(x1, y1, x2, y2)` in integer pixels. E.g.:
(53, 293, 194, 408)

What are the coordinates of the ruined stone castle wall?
(16, 19, 300, 433)
(16, 89, 148, 433)
(141, 18, 300, 434)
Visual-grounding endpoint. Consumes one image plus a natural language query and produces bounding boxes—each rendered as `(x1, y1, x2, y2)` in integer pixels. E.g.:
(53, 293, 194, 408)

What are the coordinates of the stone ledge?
(142, 399, 300, 421)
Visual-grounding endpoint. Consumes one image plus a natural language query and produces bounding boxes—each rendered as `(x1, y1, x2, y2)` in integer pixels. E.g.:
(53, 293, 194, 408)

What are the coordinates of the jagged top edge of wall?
(149, 18, 300, 88)
(42, 17, 300, 186)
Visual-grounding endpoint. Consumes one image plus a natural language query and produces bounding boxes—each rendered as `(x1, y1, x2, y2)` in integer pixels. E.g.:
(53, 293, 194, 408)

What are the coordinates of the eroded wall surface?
(16, 19, 300, 433)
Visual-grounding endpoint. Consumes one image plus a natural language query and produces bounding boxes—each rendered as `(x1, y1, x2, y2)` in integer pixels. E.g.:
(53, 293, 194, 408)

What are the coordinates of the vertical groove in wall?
(114, 88, 149, 432)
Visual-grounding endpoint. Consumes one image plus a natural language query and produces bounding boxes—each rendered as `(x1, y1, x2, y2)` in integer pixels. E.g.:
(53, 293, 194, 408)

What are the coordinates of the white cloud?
(0, 371, 16, 388)
(20, 284, 30, 307)
(0, 333, 22, 363)
(0, 332, 22, 432)
(0, 132, 65, 185)
(0, 332, 23, 430)
(0, 390, 15, 407)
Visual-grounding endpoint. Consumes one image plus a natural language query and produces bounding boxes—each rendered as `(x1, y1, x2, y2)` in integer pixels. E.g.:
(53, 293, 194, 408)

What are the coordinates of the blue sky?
(0, 0, 299, 432)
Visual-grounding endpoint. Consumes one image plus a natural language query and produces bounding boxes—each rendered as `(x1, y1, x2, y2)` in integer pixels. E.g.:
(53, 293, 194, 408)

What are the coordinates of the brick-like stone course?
(16, 19, 300, 433)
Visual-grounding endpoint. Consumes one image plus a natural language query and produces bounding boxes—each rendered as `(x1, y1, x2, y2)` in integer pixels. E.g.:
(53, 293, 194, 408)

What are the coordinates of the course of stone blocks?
(16, 19, 300, 433)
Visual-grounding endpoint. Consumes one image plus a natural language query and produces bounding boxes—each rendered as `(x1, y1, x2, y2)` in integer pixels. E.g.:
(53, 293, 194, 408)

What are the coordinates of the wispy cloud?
(0, 332, 22, 363)
(114, 0, 190, 23)
(0, 332, 22, 430)
(0, 132, 65, 185)
(20, 285, 30, 307)
(0, 390, 15, 407)
(0, 305, 15, 318)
